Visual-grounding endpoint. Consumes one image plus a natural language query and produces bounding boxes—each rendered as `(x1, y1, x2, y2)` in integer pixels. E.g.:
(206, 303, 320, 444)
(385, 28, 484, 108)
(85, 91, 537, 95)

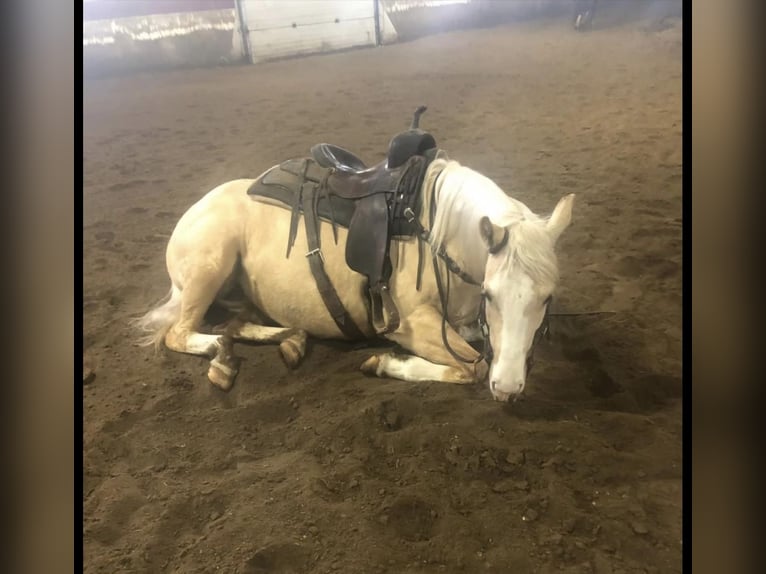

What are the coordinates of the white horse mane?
(423, 158, 559, 288)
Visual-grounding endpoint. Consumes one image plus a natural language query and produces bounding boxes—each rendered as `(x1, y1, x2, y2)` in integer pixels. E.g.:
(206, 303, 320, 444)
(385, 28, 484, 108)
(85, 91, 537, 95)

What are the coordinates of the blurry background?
(82, 0, 682, 75)
(17, 0, 764, 572)
(80, 2, 686, 574)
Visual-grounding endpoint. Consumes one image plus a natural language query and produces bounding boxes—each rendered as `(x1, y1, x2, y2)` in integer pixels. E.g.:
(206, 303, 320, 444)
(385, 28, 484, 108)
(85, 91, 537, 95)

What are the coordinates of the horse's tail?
(130, 285, 182, 351)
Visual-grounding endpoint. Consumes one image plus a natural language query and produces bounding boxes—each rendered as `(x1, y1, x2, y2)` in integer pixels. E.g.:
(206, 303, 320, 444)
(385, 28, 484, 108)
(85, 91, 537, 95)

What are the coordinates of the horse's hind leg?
(217, 320, 308, 369)
(165, 266, 242, 391)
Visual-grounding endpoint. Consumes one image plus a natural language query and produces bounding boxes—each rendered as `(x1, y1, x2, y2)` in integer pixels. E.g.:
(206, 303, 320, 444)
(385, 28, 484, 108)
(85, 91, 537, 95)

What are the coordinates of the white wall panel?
(239, 1, 378, 63)
(377, 0, 398, 44)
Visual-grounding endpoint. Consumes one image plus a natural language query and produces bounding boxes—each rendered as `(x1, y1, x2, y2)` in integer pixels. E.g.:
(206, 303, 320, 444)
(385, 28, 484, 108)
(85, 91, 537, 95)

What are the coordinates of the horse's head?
(479, 194, 574, 402)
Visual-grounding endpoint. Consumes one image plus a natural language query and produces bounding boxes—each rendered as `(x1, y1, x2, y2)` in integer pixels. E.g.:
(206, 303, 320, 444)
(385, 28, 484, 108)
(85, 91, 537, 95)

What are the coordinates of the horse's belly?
(239, 203, 373, 339)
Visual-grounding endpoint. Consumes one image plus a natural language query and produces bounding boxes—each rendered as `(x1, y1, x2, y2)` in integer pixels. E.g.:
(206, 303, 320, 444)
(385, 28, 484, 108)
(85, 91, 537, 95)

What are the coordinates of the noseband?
(479, 289, 551, 367)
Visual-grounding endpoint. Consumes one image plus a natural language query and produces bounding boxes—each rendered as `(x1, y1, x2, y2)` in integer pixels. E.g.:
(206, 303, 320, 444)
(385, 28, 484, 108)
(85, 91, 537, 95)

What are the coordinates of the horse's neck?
(423, 161, 531, 304)
(443, 228, 488, 287)
(444, 262, 484, 324)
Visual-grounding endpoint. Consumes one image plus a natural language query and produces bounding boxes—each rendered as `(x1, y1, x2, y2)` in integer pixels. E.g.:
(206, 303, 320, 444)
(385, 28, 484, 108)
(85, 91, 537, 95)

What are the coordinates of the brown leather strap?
(285, 160, 309, 259)
(301, 182, 366, 340)
(369, 283, 400, 334)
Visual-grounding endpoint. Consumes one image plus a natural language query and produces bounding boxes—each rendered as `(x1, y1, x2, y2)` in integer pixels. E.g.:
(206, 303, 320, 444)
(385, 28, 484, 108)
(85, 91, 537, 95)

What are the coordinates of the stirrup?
(370, 284, 400, 335)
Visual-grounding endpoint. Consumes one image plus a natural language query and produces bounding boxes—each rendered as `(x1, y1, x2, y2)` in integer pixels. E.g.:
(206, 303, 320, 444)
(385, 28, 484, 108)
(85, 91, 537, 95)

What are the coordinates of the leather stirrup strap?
(369, 283, 400, 334)
(301, 182, 366, 340)
(285, 160, 309, 258)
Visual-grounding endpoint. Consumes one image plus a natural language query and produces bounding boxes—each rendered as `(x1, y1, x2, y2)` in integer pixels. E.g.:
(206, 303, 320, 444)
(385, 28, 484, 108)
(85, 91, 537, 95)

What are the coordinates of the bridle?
(525, 295, 552, 376)
(403, 176, 552, 372)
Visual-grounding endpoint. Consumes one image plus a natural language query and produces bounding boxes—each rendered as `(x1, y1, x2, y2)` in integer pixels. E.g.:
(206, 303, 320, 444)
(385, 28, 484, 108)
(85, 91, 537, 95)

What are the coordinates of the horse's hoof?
(279, 339, 303, 369)
(208, 357, 240, 391)
(360, 355, 381, 376)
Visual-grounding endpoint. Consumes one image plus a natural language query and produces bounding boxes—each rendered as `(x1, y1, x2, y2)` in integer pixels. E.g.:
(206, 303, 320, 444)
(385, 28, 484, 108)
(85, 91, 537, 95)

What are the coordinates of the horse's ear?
(479, 216, 505, 252)
(546, 194, 575, 244)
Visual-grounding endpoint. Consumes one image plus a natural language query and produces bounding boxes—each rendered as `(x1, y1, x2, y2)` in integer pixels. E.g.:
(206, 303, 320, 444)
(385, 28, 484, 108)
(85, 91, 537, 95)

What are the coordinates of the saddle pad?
(246, 159, 356, 228)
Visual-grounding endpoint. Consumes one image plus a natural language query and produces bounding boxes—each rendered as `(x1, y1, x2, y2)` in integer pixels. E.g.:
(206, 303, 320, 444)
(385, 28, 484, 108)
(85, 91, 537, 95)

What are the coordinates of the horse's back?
(169, 179, 256, 238)
(178, 179, 256, 219)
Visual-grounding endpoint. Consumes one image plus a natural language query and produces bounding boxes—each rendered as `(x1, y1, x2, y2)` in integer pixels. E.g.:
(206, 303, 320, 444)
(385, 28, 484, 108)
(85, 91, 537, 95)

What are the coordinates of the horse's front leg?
(360, 305, 489, 385)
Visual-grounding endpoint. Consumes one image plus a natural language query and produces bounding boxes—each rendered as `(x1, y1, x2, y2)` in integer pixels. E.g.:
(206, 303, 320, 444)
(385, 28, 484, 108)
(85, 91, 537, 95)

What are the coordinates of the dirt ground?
(83, 15, 683, 574)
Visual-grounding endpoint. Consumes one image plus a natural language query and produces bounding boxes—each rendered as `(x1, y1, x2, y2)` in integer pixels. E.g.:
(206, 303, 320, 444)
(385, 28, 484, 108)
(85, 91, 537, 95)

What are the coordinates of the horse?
(133, 153, 574, 402)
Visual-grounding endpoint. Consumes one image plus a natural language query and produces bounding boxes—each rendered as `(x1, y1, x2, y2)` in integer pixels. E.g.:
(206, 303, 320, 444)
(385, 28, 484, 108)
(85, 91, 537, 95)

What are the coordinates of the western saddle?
(247, 106, 438, 338)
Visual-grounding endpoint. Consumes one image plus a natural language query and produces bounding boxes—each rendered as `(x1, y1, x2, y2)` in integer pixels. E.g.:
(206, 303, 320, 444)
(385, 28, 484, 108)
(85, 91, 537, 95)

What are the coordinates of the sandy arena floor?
(84, 15, 682, 574)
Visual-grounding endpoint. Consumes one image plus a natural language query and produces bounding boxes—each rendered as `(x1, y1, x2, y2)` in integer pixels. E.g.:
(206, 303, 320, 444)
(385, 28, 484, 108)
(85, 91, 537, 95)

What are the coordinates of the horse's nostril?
(490, 380, 497, 391)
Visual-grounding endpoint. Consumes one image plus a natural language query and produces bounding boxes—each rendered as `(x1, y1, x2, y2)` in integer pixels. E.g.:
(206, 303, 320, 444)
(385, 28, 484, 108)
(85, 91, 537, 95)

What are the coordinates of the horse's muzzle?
(490, 379, 524, 402)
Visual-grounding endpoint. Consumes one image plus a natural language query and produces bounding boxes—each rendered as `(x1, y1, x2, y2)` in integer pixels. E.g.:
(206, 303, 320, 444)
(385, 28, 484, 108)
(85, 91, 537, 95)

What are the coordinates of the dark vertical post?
(234, 0, 251, 62)
(373, 0, 382, 46)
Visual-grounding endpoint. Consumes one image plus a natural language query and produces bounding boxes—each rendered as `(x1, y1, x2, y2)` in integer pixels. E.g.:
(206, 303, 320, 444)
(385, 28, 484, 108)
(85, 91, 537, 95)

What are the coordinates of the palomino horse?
(134, 153, 574, 402)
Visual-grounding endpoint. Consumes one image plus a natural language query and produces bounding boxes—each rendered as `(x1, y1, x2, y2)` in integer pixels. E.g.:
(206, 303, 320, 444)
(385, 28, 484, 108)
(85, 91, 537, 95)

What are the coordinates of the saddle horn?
(410, 105, 428, 129)
(386, 106, 437, 169)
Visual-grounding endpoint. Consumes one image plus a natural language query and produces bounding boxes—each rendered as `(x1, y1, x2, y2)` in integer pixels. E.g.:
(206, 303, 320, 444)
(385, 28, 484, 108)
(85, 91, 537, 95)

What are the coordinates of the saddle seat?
(312, 149, 392, 200)
(311, 143, 368, 175)
(311, 104, 437, 182)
